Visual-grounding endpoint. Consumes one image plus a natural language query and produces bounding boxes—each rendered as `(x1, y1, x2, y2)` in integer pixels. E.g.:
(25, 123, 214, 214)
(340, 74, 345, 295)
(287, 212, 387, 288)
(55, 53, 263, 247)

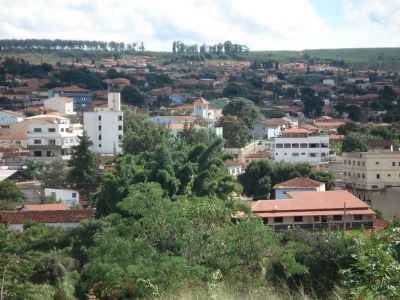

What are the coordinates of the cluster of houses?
(2, 54, 400, 231)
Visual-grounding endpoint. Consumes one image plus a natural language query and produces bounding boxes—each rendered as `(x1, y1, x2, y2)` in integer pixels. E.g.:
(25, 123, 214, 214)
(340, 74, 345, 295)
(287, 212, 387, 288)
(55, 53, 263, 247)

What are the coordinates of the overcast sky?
(1, 0, 399, 51)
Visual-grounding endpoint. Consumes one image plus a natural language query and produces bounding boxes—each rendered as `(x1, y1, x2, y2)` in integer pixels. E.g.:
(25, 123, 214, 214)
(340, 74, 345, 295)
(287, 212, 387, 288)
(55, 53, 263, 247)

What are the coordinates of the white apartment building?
(26, 114, 82, 160)
(83, 92, 123, 155)
(272, 129, 329, 165)
(342, 151, 400, 190)
(44, 96, 75, 115)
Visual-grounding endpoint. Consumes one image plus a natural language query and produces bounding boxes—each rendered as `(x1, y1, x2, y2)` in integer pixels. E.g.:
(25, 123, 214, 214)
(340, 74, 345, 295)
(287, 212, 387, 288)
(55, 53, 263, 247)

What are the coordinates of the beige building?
(342, 151, 400, 190)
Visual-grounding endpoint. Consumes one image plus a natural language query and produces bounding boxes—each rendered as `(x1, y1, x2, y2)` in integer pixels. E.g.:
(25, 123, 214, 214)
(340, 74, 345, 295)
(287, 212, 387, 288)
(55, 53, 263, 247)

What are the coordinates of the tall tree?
(68, 133, 98, 196)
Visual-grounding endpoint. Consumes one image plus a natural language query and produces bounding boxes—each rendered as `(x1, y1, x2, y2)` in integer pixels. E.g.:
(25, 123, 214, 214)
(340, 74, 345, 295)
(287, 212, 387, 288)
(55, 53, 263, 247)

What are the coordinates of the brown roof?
(262, 118, 289, 127)
(251, 190, 374, 218)
(20, 203, 69, 211)
(273, 177, 323, 189)
(0, 209, 93, 224)
(193, 97, 209, 105)
(53, 86, 90, 93)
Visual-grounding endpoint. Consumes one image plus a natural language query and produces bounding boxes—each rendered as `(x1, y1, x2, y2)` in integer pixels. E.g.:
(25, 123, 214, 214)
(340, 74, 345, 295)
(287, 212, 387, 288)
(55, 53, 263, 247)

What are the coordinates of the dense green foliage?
(0, 180, 25, 209)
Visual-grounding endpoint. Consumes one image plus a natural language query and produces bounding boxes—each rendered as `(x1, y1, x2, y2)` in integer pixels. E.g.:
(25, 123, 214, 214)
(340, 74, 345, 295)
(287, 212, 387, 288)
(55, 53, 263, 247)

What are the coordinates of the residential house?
(251, 190, 375, 230)
(44, 188, 80, 207)
(253, 118, 291, 140)
(0, 209, 93, 231)
(225, 160, 246, 177)
(26, 114, 82, 161)
(44, 96, 75, 115)
(273, 177, 326, 199)
(49, 86, 92, 111)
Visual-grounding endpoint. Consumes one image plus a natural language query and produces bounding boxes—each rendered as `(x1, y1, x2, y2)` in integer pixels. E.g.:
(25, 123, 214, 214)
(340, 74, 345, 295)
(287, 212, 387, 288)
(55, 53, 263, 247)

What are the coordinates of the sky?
(0, 0, 399, 51)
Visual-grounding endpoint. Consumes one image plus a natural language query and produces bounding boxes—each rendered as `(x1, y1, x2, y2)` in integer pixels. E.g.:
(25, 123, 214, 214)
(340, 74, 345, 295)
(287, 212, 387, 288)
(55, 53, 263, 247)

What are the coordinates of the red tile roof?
(273, 177, 323, 189)
(251, 191, 375, 218)
(20, 203, 69, 211)
(0, 209, 93, 224)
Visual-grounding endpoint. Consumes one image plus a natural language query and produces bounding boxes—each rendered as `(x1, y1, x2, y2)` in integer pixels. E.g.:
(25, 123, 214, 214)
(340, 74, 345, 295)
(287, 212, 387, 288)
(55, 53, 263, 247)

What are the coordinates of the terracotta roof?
(262, 118, 289, 127)
(193, 97, 209, 105)
(282, 128, 311, 136)
(20, 203, 69, 211)
(251, 190, 374, 218)
(273, 177, 323, 189)
(0, 209, 93, 225)
(53, 86, 90, 93)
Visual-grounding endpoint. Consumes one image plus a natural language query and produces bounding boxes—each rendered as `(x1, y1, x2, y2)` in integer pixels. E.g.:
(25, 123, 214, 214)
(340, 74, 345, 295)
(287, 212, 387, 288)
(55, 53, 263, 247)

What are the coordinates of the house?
(26, 114, 82, 161)
(192, 97, 222, 122)
(44, 96, 75, 115)
(273, 177, 326, 199)
(0, 209, 93, 231)
(49, 86, 92, 111)
(251, 190, 375, 230)
(272, 128, 330, 165)
(0, 110, 24, 125)
(83, 91, 123, 155)
(224, 160, 246, 177)
(44, 188, 80, 207)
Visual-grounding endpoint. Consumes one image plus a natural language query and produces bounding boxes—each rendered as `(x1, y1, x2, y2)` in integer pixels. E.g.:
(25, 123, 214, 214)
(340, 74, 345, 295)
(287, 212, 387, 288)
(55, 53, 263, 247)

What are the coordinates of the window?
(33, 151, 42, 157)
(276, 143, 283, 148)
(357, 161, 360, 166)
(61, 128, 65, 132)
(284, 143, 291, 148)
(376, 161, 380, 165)
(362, 162, 366, 166)
(354, 215, 363, 221)
(48, 128, 56, 133)
(98, 144, 102, 148)
(300, 143, 308, 148)
(118, 125, 122, 131)
(362, 173, 365, 179)
(393, 162, 396, 167)
(34, 139, 41, 145)
(388, 174, 391, 177)
(273, 217, 283, 223)
(309, 153, 317, 157)
(376, 174, 380, 179)
(357, 173, 360, 178)
(98, 115, 102, 121)
(262, 218, 269, 224)
(46, 151, 52, 157)
(72, 193, 77, 198)
(301, 152, 306, 156)
(292, 153, 299, 156)
(344, 171, 347, 177)
(333, 215, 342, 221)
(98, 134, 102, 141)
(291, 143, 299, 148)
(321, 216, 328, 223)
(309, 143, 319, 148)
(321, 143, 328, 148)
(118, 135, 122, 140)
(294, 216, 303, 222)
(33, 128, 42, 133)
(314, 216, 320, 222)
(118, 115, 123, 121)
(49, 139, 56, 145)
(98, 125, 102, 131)
(321, 153, 326, 157)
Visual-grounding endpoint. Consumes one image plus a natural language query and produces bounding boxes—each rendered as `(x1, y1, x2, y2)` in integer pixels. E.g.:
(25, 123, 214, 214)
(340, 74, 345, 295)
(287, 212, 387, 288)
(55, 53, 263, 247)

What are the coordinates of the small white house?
(44, 188, 79, 207)
(44, 96, 75, 115)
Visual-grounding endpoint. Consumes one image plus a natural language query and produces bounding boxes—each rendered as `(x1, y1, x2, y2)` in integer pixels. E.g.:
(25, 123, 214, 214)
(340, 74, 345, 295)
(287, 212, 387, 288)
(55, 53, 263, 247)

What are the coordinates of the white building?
(272, 128, 329, 165)
(44, 188, 80, 207)
(0, 110, 24, 125)
(44, 96, 75, 115)
(26, 114, 82, 160)
(83, 92, 123, 155)
(322, 79, 335, 86)
(192, 97, 222, 122)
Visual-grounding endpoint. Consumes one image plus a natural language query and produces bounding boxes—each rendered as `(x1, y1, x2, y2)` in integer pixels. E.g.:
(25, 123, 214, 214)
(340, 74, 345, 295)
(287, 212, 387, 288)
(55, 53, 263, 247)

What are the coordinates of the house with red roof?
(251, 190, 375, 231)
(273, 177, 325, 199)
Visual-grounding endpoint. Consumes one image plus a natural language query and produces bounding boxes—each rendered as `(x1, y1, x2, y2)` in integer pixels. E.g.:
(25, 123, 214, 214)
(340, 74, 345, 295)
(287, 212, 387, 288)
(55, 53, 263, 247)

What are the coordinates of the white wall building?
(26, 114, 82, 160)
(272, 129, 329, 165)
(44, 188, 80, 207)
(44, 96, 75, 115)
(83, 92, 123, 155)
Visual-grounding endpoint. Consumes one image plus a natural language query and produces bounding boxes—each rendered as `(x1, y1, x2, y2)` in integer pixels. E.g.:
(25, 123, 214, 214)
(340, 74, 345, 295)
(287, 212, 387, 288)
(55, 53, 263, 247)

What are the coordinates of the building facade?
(44, 188, 80, 207)
(83, 92, 123, 155)
(342, 151, 400, 190)
(49, 86, 92, 111)
(272, 129, 329, 165)
(44, 96, 75, 115)
(26, 115, 82, 161)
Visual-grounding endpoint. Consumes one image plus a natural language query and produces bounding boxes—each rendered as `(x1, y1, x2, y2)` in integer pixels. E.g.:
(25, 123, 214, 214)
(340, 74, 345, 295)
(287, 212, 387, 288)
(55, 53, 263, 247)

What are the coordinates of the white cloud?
(0, 0, 399, 50)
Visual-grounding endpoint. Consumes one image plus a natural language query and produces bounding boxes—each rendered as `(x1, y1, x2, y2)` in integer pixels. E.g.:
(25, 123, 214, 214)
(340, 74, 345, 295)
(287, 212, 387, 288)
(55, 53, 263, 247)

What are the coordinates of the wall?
(44, 188, 79, 206)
